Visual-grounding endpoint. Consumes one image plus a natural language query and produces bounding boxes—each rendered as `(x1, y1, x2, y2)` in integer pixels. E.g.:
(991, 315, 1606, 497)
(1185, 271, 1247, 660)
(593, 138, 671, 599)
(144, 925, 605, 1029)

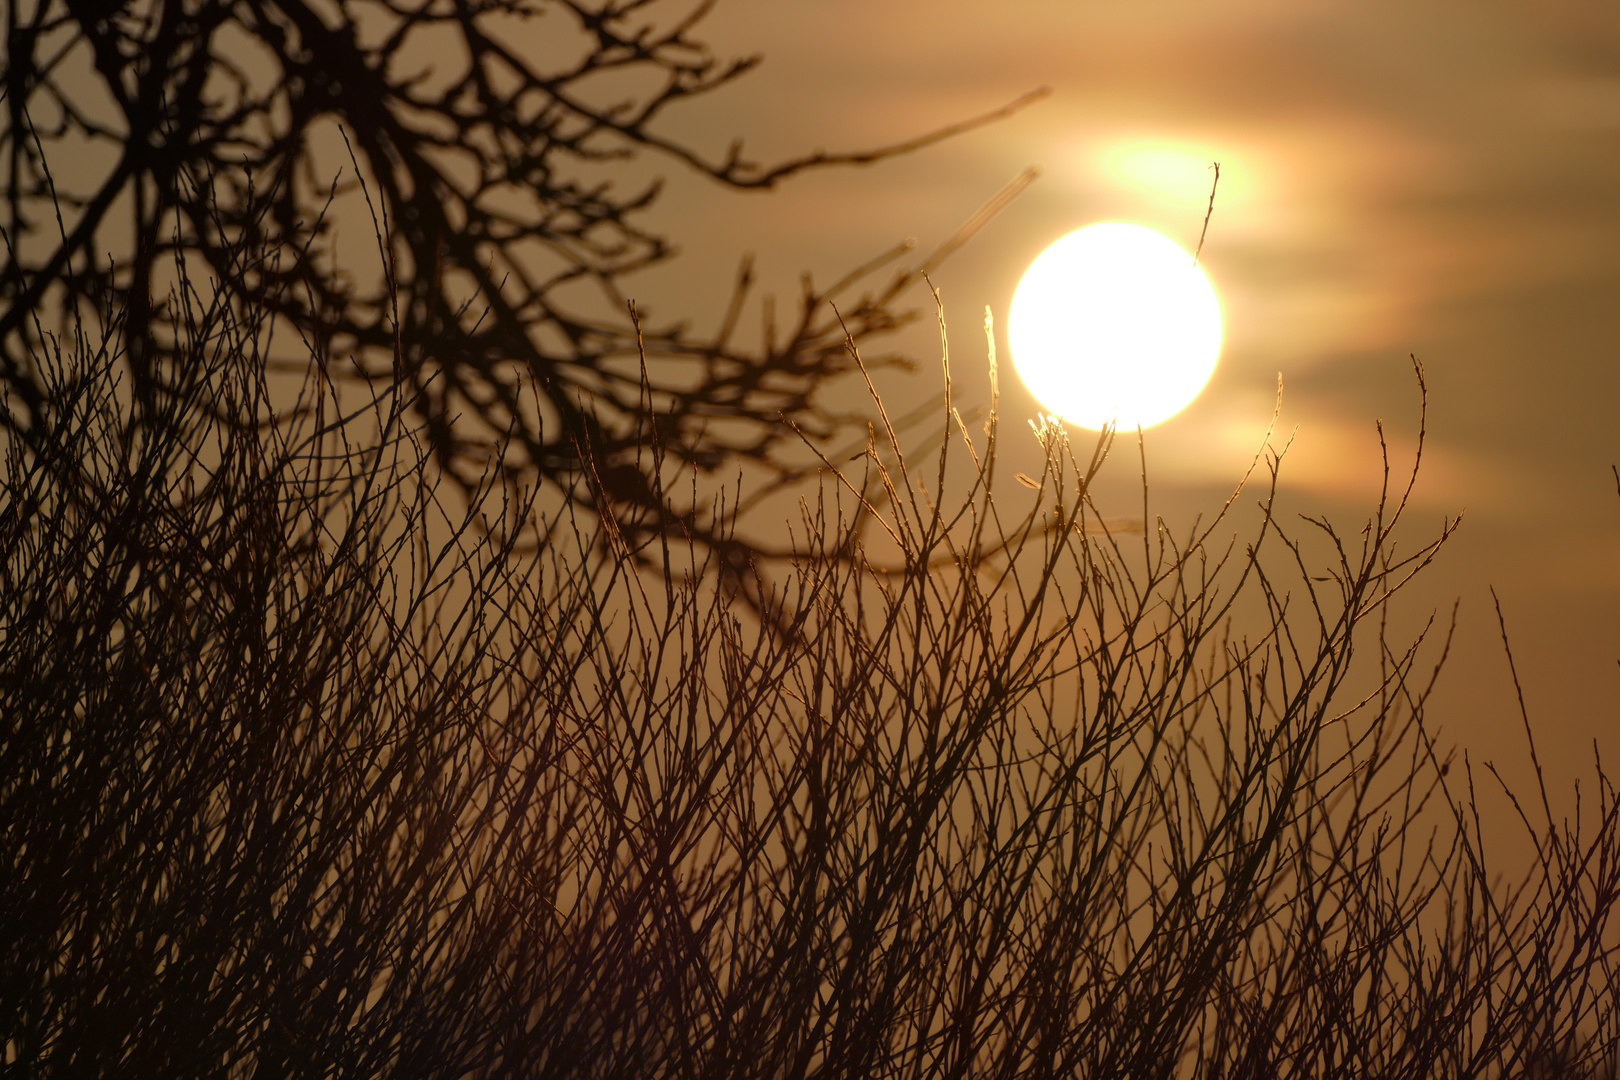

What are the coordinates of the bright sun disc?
(1008, 222, 1222, 430)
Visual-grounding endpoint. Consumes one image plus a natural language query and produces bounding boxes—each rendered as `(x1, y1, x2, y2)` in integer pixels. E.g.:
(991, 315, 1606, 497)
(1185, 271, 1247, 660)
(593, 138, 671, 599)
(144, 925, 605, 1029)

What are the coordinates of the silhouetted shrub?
(4, 225, 1618, 1078)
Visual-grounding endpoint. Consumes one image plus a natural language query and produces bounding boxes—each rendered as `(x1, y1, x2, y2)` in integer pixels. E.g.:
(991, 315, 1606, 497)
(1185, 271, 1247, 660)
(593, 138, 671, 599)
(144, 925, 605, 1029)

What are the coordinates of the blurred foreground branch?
(0, 0, 1043, 569)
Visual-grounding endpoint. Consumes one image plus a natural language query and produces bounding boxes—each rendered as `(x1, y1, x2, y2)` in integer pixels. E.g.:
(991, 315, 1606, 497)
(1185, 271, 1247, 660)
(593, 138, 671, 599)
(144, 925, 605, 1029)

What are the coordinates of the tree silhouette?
(1, 0, 1042, 569)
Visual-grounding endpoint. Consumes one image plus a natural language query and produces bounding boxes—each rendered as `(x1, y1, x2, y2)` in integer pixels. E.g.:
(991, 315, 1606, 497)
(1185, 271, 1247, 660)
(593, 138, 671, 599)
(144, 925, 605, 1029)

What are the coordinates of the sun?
(1008, 222, 1223, 430)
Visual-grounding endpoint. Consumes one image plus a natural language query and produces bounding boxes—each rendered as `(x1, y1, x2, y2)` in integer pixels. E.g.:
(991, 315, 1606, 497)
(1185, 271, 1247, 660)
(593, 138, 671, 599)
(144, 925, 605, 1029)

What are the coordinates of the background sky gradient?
(615, 0, 1620, 799)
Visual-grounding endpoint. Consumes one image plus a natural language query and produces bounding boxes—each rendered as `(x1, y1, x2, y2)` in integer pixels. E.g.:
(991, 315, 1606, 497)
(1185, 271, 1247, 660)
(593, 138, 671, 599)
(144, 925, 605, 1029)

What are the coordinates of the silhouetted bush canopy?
(2, 230, 1618, 1077)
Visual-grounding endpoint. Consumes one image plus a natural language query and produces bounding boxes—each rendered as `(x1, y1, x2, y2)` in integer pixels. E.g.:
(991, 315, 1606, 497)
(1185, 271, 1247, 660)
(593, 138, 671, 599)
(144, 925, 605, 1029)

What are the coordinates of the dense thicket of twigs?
(1, 0, 1040, 566)
(4, 232, 1619, 1078)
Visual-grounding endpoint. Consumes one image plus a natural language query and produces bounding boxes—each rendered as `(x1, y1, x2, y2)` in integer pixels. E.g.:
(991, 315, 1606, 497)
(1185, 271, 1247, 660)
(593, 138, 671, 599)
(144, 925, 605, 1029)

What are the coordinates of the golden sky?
(624, 0, 1620, 788)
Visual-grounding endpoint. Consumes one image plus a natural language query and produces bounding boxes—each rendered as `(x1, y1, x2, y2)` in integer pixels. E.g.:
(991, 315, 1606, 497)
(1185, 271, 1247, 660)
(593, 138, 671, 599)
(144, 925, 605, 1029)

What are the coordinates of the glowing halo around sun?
(1008, 222, 1222, 430)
